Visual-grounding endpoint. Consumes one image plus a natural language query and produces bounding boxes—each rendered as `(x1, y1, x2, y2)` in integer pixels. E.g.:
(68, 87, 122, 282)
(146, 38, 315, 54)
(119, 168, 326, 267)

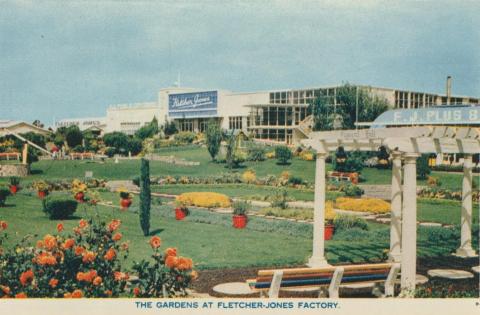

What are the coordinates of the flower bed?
(418, 187, 480, 202)
(335, 197, 390, 214)
(0, 219, 196, 298)
(258, 202, 336, 221)
(176, 192, 231, 208)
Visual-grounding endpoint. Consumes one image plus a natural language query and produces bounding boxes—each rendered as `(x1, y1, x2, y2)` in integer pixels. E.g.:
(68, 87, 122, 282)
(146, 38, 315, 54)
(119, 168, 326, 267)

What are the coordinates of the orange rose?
(49, 278, 59, 288)
(79, 219, 88, 229)
(15, 292, 27, 298)
(133, 287, 140, 296)
(73, 227, 82, 235)
(64, 293, 72, 298)
(104, 290, 112, 297)
(0, 221, 7, 230)
(71, 289, 83, 298)
(112, 233, 122, 241)
(176, 257, 193, 271)
(43, 234, 57, 250)
(164, 247, 177, 257)
(190, 270, 199, 281)
(165, 255, 178, 269)
(104, 248, 116, 261)
(0, 285, 10, 295)
(114, 271, 129, 281)
(149, 236, 161, 249)
(108, 219, 121, 232)
(76, 272, 85, 281)
(35, 252, 57, 266)
(93, 276, 102, 286)
(19, 269, 34, 286)
(36, 240, 44, 249)
(64, 238, 75, 249)
(57, 223, 64, 233)
(82, 251, 96, 263)
(74, 246, 85, 256)
(121, 242, 129, 251)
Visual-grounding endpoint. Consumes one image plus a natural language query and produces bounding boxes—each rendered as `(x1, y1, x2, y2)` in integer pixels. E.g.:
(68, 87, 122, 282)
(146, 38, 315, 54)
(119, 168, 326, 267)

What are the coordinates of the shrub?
(331, 227, 371, 241)
(299, 150, 315, 161)
(427, 176, 441, 187)
(72, 145, 85, 153)
(163, 120, 178, 136)
(288, 176, 305, 186)
(103, 132, 129, 155)
(176, 192, 231, 208)
(131, 243, 196, 297)
(232, 200, 251, 216)
(246, 144, 266, 161)
(265, 151, 275, 159)
(0, 187, 11, 207)
(104, 147, 116, 157)
(417, 154, 431, 180)
(174, 132, 196, 144)
(205, 120, 222, 161)
(333, 214, 369, 231)
(65, 125, 83, 148)
(139, 158, 151, 236)
(42, 194, 78, 219)
(9, 176, 20, 186)
(127, 137, 143, 156)
(343, 184, 364, 197)
(335, 197, 390, 214)
(242, 169, 256, 184)
(275, 146, 292, 165)
(270, 189, 288, 209)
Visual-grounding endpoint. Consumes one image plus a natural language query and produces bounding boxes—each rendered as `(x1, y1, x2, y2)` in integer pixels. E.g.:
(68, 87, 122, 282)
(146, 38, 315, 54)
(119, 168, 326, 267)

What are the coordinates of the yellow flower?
(335, 197, 390, 214)
(176, 192, 231, 208)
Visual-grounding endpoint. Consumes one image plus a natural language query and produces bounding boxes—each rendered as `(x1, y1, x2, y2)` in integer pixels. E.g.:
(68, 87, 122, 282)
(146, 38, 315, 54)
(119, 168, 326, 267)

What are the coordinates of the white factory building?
(55, 81, 480, 143)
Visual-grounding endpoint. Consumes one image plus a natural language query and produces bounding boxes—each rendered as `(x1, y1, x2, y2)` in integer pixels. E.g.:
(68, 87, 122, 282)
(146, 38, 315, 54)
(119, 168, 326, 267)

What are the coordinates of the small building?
(0, 120, 51, 137)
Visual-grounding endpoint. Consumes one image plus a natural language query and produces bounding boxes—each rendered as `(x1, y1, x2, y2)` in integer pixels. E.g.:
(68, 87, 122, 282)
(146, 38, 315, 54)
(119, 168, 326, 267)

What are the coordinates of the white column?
(400, 153, 419, 296)
(388, 152, 402, 262)
(308, 152, 330, 267)
(456, 155, 477, 257)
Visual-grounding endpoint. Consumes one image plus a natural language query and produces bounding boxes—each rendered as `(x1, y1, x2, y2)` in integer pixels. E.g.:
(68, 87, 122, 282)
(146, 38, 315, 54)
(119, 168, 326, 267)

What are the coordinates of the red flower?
(93, 276, 102, 286)
(176, 257, 193, 271)
(79, 219, 88, 229)
(112, 233, 122, 241)
(133, 287, 140, 296)
(71, 289, 83, 298)
(82, 251, 96, 263)
(19, 269, 34, 286)
(0, 221, 7, 230)
(114, 271, 129, 281)
(57, 223, 64, 233)
(49, 278, 59, 288)
(43, 234, 57, 250)
(104, 248, 116, 261)
(64, 238, 75, 249)
(74, 246, 85, 256)
(165, 256, 178, 269)
(149, 236, 161, 249)
(15, 292, 27, 298)
(108, 219, 121, 232)
(164, 247, 177, 257)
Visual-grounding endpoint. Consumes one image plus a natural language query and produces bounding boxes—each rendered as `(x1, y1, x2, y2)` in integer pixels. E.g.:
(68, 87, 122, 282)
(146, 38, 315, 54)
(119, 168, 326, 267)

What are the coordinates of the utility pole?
(355, 86, 359, 129)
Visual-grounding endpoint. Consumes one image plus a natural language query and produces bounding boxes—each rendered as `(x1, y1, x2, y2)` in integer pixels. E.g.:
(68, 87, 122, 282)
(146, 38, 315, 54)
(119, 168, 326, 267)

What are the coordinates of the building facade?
(55, 83, 480, 144)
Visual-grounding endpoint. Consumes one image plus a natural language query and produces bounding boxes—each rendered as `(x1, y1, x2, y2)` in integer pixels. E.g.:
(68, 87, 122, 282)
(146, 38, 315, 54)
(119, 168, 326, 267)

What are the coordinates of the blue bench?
(247, 263, 401, 298)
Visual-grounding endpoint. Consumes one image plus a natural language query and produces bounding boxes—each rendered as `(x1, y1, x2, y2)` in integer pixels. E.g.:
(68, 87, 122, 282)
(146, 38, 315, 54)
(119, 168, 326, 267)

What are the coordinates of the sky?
(0, 0, 479, 126)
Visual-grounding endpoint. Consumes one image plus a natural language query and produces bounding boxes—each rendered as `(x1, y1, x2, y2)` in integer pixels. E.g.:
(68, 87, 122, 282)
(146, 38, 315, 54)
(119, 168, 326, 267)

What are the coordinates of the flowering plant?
(71, 179, 88, 195)
(0, 219, 130, 298)
(131, 237, 197, 297)
(32, 180, 50, 193)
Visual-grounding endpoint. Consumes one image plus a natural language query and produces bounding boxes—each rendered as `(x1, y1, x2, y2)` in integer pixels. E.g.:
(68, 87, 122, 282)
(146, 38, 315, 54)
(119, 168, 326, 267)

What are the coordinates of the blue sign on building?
(168, 91, 218, 118)
(372, 106, 480, 127)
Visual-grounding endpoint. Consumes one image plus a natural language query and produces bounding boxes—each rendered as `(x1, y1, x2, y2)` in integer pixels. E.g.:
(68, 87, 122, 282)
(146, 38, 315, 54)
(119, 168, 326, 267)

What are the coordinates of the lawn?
(1, 190, 476, 271)
(1, 146, 475, 192)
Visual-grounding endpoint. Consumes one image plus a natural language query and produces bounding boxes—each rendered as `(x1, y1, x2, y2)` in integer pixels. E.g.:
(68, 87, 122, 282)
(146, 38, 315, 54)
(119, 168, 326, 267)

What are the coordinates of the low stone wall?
(0, 164, 29, 177)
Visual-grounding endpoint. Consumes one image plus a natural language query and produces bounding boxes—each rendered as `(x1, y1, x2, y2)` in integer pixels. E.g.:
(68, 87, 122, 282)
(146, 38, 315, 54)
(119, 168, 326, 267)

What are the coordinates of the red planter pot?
(120, 198, 132, 209)
(325, 224, 335, 240)
(175, 208, 187, 220)
(9, 185, 18, 194)
(232, 215, 247, 229)
(75, 192, 85, 203)
(37, 191, 47, 199)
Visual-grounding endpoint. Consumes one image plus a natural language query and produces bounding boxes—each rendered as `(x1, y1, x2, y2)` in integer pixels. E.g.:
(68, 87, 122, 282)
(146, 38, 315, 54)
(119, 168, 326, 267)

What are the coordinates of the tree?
(32, 120, 44, 128)
(103, 132, 129, 154)
(139, 158, 151, 236)
(135, 117, 159, 140)
(128, 137, 143, 155)
(310, 84, 389, 131)
(163, 121, 178, 136)
(275, 146, 292, 165)
(65, 125, 83, 148)
(205, 120, 222, 161)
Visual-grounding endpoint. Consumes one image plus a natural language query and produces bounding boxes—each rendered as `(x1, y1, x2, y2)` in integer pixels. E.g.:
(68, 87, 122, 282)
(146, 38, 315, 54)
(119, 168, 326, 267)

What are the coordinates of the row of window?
(249, 107, 309, 127)
(394, 91, 479, 108)
(269, 88, 337, 105)
(250, 128, 294, 143)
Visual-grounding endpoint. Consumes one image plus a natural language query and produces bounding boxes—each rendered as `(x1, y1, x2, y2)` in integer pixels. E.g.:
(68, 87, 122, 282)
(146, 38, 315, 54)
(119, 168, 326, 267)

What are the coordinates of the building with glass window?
(55, 82, 480, 144)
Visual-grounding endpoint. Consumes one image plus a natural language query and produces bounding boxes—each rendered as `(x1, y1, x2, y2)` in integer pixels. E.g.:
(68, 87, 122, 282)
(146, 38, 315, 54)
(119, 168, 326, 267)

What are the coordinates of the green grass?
(1, 190, 476, 271)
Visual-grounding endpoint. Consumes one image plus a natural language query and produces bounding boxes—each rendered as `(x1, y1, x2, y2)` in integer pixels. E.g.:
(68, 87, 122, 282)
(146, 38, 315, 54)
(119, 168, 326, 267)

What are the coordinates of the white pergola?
(301, 126, 479, 295)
